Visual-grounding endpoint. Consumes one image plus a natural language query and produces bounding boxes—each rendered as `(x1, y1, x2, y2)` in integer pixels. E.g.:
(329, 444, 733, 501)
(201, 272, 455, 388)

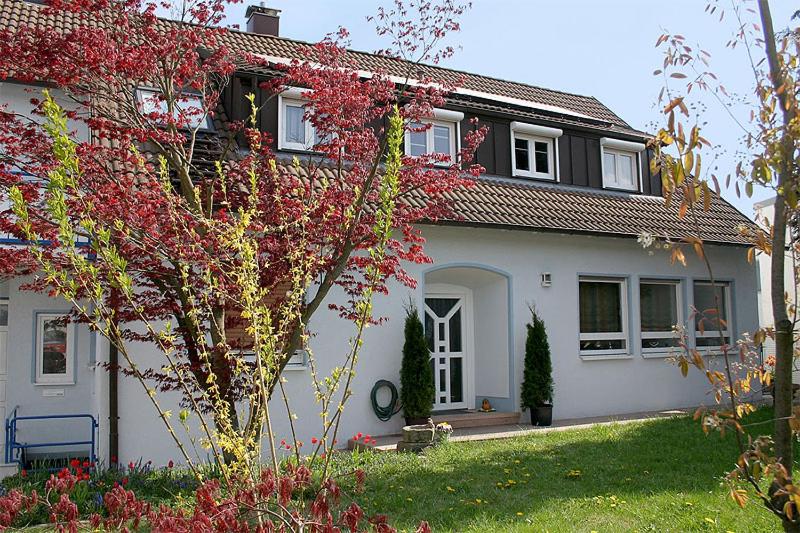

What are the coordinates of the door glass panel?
(424, 311, 434, 351)
(0, 304, 7, 327)
(426, 298, 458, 318)
(449, 308, 462, 352)
(439, 368, 446, 392)
(450, 357, 463, 403)
(438, 322, 445, 342)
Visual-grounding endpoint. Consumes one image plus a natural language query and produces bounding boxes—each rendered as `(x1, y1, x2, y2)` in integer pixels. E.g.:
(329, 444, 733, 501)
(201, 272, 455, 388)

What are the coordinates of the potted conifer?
(521, 306, 554, 426)
(400, 303, 435, 426)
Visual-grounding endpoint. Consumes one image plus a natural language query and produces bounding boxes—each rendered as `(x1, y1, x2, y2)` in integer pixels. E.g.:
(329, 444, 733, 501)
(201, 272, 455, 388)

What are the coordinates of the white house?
(0, 0, 760, 471)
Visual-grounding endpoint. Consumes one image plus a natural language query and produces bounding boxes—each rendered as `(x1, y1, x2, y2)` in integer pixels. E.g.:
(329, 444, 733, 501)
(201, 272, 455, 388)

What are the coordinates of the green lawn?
(333, 408, 783, 532)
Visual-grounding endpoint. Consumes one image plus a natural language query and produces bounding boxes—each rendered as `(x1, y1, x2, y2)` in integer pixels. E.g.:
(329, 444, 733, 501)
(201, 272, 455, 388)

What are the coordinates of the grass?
(0, 408, 787, 531)
(331, 407, 785, 532)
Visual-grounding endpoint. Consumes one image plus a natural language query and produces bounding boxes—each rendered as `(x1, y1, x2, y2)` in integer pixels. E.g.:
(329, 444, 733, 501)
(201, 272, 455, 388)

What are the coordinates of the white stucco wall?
(85, 225, 757, 466)
(5, 277, 97, 457)
(0, 82, 89, 140)
(754, 197, 798, 380)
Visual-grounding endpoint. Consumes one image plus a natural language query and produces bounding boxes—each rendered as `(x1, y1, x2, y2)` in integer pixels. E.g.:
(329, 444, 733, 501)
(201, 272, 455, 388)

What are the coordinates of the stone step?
(432, 410, 521, 429)
(346, 412, 523, 452)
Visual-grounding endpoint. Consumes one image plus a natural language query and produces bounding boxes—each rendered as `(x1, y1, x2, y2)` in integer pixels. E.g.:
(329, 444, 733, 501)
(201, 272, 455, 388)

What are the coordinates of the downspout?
(108, 340, 119, 465)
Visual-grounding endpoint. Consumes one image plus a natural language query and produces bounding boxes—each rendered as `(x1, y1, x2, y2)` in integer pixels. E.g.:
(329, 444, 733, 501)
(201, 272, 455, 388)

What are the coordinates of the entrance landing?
(348, 407, 693, 452)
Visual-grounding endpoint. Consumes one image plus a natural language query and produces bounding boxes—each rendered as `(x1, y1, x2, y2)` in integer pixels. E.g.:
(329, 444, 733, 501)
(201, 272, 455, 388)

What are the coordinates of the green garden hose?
(371, 379, 402, 421)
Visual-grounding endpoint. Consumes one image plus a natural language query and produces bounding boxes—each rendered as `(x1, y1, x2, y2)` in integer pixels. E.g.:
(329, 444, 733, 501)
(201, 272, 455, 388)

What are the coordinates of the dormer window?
(510, 122, 563, 180)
(135, 88, 213, 131)
(404, 109, 464, 163)
(600, 138, 645, 192)
(278, 87, 318, 152)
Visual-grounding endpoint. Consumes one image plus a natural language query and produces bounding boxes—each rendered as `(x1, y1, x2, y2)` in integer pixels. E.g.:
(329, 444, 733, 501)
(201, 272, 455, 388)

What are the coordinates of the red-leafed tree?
(0, 0, 485, 471)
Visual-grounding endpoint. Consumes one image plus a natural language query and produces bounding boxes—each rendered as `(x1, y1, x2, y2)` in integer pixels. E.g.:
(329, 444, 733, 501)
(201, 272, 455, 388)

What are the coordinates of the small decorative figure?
(481, 398, 492, 412)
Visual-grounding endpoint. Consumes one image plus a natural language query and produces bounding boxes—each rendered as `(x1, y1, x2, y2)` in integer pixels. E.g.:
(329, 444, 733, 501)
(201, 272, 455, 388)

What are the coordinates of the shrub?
(0, 463, 429, 532)
(400, 304, 435, 420)
(521, 306, 553, 408)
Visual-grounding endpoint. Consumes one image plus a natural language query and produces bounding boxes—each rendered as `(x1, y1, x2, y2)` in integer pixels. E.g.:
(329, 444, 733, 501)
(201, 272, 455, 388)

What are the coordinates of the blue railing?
(5, 409, 98, 469)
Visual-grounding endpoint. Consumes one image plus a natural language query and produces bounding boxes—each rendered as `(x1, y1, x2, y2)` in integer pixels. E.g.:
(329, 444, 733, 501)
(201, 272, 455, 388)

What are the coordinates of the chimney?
(246, 2, 281, 37)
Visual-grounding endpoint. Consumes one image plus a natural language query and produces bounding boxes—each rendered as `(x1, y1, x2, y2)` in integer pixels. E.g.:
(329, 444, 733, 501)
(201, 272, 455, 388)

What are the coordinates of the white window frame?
(693, 281, 733, 352)
(639, 279, 683, 356)
(277, 88, 318, 152)
(35, 313, 74, 385)
(600, 138, 645, 192)
(578, 277, 629, 357)
(510, 122, 562, 180)
(135, 88, 213, 131)
(404, 108, 463, 164)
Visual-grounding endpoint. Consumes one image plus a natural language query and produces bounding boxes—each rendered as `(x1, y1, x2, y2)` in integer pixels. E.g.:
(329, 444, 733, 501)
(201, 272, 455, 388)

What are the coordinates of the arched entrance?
(423, 264, 513, 412)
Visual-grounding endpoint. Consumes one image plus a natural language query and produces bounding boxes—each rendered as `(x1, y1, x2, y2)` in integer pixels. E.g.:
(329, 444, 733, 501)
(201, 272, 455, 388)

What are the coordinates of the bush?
(0, 462, 430, 532)
(400, 304, 435, 420)
(521, 306, 553, 408)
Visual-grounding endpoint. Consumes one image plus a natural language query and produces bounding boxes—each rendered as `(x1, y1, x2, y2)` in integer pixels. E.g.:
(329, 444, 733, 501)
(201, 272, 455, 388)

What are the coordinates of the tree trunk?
(759, 0, 797, 479)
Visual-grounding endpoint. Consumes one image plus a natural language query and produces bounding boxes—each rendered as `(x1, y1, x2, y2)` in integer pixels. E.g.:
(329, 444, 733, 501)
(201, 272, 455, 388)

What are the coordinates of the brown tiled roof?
(436, 177, 755, 246)
(0, 0, 643, 137)
(278, 160, 756, 246)
(222, 29, 642, 135)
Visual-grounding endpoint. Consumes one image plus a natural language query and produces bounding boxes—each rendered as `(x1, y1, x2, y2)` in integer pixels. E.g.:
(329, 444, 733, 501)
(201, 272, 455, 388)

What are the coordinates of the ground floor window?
(579, 277, 628, 355)
(639, 279, 682, 353)
(693, 281, 732, 349)
(35, 313, 74, 384)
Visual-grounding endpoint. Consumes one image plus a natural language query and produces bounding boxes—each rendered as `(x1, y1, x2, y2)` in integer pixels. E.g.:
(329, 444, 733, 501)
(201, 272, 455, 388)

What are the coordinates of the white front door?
(425, 295, 469, 410)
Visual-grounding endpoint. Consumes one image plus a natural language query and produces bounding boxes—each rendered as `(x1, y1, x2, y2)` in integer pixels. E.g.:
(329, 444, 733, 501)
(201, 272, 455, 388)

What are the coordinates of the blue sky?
(222, 0, 797, 219)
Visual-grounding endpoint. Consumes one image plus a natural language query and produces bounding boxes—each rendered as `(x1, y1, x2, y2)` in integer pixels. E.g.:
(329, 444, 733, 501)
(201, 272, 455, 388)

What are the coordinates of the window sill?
(34, 381, 75, 387)
(579, 353, 633, 361)
(278, 146, 319, 155)
(284, 365, 307, 372)
(602, 184, 640, 193)
(512, 173, 556, 182)
(641, 352, 676, 359)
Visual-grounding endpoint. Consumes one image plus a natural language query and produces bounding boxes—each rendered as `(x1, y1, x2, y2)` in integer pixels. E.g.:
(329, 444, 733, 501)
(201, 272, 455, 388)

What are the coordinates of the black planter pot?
(529, 404, 553, 426)
(404, 416, 430, 426)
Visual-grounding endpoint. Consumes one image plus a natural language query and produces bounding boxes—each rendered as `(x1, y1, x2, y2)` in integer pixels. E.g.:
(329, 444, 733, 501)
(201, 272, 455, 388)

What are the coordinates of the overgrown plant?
(520, 306, 553, 410)
(648, 1, 800, 529)
(399, 303, 435, 422)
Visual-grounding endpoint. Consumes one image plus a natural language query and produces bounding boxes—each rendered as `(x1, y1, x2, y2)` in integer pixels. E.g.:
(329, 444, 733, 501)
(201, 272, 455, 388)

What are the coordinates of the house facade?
(753, 197, 798, 382)
(0, 0, 759, 470)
